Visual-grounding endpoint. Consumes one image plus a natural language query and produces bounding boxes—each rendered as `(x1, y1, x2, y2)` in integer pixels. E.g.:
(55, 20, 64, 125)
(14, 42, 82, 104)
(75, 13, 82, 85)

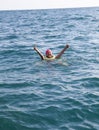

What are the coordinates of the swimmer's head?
(46, 49, 53, 58)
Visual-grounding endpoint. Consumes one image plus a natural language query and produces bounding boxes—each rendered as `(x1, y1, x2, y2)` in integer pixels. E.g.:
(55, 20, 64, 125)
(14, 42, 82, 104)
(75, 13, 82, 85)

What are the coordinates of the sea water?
(0, 7, 99, 130)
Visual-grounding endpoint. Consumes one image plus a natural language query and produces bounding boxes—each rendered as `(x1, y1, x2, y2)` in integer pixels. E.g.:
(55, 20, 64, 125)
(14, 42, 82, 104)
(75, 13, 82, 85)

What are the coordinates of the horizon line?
(0, 6, 99, 12)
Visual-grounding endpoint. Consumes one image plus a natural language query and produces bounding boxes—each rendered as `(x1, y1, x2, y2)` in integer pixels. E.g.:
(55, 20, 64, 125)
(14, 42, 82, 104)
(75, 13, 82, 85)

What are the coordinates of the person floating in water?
(34, 44, 69, 60)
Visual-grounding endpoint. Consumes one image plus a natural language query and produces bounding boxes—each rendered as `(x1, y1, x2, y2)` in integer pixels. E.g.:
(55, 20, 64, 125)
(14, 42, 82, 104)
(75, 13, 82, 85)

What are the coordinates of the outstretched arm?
(34, 45, 44, 60)
(55, 44, 69, 59)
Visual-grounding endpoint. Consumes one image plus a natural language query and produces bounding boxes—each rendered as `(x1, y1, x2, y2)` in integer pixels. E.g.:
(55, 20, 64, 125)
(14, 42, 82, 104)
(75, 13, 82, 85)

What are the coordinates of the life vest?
(44, 55, 56, 61)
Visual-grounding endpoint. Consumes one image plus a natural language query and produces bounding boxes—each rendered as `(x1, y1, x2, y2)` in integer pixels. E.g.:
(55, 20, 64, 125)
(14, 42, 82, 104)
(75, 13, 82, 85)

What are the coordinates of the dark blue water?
(0, 7, 99, 130)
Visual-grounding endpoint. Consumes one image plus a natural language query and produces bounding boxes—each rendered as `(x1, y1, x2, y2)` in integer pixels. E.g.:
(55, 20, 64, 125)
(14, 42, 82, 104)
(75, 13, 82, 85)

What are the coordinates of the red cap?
(46, 49, 52, 56)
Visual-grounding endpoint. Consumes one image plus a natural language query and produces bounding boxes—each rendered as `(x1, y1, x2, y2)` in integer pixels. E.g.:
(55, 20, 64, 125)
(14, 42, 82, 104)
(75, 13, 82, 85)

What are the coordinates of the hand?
(66, 44, 69, 48)
(34, 45, 37, 51)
